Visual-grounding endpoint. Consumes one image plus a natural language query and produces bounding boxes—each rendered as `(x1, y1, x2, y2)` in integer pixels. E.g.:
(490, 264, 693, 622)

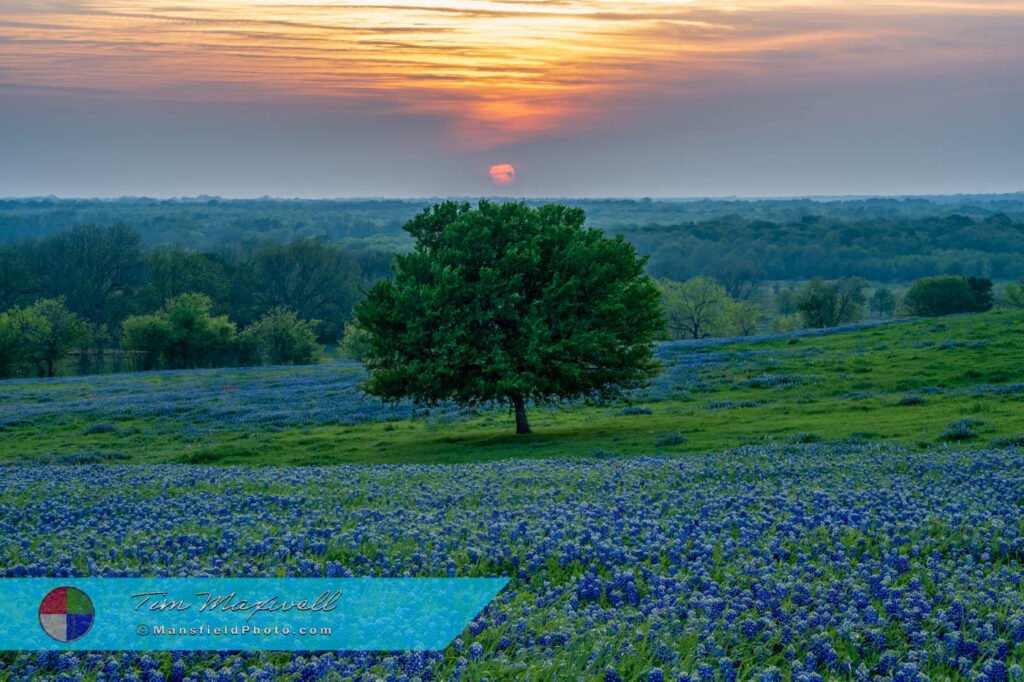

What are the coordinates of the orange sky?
(4, 0, 1024, 148)
(3, 1, 1024, 198)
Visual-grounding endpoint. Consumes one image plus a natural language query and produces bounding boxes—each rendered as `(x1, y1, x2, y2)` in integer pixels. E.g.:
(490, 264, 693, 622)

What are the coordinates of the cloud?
(1, 0, 1023, 148)
(1, 1, 88, 13)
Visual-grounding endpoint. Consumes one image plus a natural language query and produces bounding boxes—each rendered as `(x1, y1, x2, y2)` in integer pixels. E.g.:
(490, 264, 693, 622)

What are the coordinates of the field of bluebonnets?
(3, 311, 1024, 680)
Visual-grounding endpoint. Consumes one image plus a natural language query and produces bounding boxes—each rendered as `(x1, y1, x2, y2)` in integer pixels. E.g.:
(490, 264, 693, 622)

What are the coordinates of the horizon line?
(4, 191, 1024, 204)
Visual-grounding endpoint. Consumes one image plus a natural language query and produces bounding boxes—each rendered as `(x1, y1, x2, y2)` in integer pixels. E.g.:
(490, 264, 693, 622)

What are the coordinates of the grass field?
(4, 311, 1024, 680)
(3, 310, 1023, 465)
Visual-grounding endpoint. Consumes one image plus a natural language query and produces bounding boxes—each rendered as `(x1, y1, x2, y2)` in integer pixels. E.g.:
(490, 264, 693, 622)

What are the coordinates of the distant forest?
(0, 225, 392, 343)
(2, 194, 1024, 282)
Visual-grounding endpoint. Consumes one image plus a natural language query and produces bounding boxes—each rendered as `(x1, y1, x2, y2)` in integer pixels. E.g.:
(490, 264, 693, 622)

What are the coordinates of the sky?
(1, 0, 1023, 198)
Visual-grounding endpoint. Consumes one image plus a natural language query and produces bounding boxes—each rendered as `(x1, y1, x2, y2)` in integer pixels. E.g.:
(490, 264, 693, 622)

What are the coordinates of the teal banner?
(0, 578, 508, 651)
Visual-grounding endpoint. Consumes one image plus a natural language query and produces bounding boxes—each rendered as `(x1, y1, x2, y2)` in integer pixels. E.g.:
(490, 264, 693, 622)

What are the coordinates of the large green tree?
(356, 201, 664, 434)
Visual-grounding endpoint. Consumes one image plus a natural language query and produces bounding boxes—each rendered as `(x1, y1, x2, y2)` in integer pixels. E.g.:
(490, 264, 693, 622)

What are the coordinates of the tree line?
(4, 195, 1024, 283)
(0, 225, 392, 377)
(1, 216, 1022, 377)
(0, 295, 323, 378)
(632, 212, 1024, 284)
(658, 274, 1003, 340)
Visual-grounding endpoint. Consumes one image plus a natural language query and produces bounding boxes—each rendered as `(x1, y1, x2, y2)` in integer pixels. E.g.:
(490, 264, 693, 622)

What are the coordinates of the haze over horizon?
(2, 1, 1023, 198)
(6, 192, 1024, 203)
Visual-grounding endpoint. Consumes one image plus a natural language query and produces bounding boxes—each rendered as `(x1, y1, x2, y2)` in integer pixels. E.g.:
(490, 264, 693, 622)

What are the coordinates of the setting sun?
(489, 164, 516, 186)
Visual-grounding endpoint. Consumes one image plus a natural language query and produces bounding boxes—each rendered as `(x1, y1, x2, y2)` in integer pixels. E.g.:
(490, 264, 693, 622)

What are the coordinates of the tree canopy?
(0, 298, 86, 377)
(122, 293, 236, 370)
(356, 201, 664, 434)
(658, 276, 762, 340)
(6, 195, 1024, 282)
(795, 277, 867, 328)
(902, 275, 994, 317)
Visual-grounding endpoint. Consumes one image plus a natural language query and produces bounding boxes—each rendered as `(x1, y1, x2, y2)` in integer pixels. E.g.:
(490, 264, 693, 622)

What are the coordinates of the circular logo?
(39, 587, 94, 642)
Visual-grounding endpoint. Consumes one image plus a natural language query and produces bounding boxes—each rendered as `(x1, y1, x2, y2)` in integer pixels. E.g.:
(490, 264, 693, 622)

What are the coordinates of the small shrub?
(237, 307, 322, 366)
(0, 418, 34, 431)
(991, 435, 1024, 448)
(617, 406, 653, 416)
(82, 423, 118, 435)
(704, 400, 760, 410)
(184, 449, 228, 464)
(904, 276, 992, 317)
(45, 450, 129, 464)
(790, 432, 823, 444)
(897, 394, 927, 406)
(655, 432, 687, 447)
(338, 321, 372, 362)
(939, 418, 980, 442)
(745, 374, 801, 389)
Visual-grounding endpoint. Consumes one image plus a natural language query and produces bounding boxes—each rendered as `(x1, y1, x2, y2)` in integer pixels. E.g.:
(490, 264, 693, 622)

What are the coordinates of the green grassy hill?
(3, 310, 1023, 465)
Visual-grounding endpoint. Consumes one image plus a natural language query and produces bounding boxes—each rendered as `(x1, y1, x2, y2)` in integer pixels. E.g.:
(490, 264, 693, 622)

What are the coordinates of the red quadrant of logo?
(39, 587, 67, 614)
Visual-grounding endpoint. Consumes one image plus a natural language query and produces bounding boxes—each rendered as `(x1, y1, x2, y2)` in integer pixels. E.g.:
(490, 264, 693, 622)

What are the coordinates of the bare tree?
(251, 239, 361, 341)
(36, 225, 145, 324)
(712, 257, 764, 301)
(661, 276, 733, 339)
(796, 277, 866, 328)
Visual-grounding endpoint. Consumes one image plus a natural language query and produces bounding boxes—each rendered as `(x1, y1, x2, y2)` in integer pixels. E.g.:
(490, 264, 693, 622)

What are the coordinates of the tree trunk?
(512, 395, 531, 435)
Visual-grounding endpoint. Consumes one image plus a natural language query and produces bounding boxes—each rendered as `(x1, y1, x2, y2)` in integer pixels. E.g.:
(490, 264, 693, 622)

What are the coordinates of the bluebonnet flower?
(1, 431, 1023, 677)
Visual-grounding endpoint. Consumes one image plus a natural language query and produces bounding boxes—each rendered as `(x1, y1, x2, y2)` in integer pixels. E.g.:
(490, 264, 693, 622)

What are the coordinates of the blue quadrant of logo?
(66, 614, 94, 641)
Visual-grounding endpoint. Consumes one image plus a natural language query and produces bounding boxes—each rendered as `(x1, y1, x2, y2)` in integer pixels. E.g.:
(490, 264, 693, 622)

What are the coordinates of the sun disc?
(489, 164, 516, 186)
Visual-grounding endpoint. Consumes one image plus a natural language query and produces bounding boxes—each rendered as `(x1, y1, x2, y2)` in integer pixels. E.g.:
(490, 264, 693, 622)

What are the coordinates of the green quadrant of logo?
(65, 589, 93, 615)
